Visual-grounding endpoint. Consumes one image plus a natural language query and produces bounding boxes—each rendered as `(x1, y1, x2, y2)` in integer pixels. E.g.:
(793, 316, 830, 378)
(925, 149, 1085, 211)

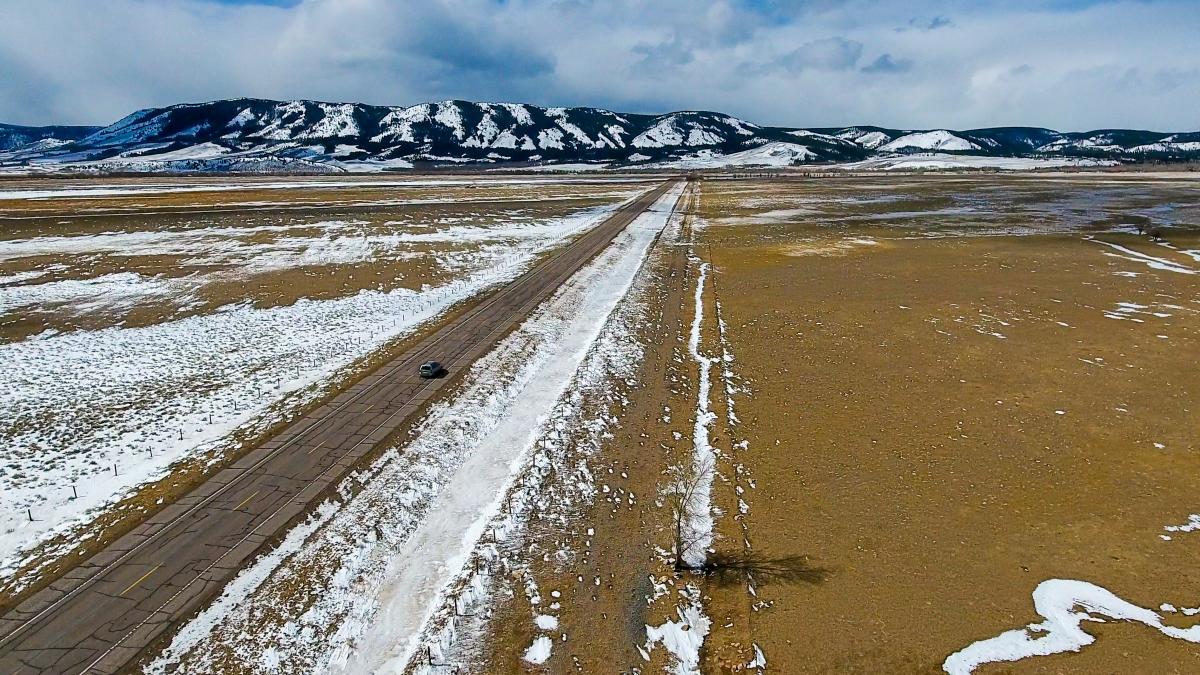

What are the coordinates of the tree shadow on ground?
(700, 552, 832, 587)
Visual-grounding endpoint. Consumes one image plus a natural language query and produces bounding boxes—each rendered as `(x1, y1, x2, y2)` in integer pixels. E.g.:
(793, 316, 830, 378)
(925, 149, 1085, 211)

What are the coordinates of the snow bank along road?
(0, 179, 681, 675)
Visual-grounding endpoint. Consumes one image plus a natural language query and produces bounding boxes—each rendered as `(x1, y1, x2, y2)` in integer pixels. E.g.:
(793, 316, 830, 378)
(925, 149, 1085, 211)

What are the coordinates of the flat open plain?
(2, 171, 1198, 674)
(0, 174, 667, 672)
(469, 173, 1200, 675)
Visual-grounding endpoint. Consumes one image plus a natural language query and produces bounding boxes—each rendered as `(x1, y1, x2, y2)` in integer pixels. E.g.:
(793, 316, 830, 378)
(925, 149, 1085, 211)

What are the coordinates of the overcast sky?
(2, 0, 1197, 131)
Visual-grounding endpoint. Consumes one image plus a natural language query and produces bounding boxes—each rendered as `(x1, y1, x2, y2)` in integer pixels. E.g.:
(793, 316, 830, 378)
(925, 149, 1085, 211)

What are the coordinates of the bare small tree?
(663, 457, 715, 571)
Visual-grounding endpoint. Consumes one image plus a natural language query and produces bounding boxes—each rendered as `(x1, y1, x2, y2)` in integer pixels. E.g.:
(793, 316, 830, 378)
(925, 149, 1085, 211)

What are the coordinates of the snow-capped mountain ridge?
(0, 122, 100, 152)
(2, 98, 1198, 173)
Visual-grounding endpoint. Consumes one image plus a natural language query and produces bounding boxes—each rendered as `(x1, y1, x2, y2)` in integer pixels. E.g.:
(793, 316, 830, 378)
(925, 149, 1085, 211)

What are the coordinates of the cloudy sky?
(2, 0, 1197, 131)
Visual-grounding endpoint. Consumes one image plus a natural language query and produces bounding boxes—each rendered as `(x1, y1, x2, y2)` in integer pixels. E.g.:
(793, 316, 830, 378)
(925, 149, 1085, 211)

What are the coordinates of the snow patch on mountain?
(655, 141, 815, 168)
(434, 102, 466, 140)
(305, 104, 359, 139)
(545, 108, 597, 148)
(788, 129, 844, 144)
(500, 103, 533, 126)
(880, 130, 981, 152)
(633, 118, 686, 148)
(836, 128, 893, 149)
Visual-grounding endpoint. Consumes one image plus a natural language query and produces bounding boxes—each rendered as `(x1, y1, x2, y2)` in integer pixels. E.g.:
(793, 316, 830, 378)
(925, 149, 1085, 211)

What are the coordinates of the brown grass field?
(472, 173, 1200, 674)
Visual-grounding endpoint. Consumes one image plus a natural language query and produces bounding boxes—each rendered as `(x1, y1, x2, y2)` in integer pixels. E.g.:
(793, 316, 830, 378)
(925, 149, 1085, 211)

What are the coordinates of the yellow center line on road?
(306, 441, 325, 455)
(119, 564, 161, 597)
(232, 491, 259, 511)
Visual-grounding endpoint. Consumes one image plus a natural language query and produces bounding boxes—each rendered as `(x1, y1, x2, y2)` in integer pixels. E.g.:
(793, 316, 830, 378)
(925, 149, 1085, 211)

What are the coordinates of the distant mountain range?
(1, 98, 1198, 173)
(0, 123, 101, 151)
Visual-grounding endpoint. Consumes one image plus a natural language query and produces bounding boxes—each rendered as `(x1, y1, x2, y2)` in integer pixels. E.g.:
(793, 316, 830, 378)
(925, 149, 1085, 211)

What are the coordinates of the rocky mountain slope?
(0, 123, 100, 151)
(1, 98, 1197, 173)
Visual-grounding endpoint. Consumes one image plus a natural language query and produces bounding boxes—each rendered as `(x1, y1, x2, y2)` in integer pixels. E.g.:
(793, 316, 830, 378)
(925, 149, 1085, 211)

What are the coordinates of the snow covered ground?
(145, 182, 685, 673)
(0, 199, 635, 585)
(681, 256, 717, 569)
(0, 176, 648, 201)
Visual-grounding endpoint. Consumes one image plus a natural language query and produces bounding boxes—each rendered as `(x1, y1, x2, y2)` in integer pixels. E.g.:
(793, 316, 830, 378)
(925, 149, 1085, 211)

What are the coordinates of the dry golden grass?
(695, 176, 1200, 674)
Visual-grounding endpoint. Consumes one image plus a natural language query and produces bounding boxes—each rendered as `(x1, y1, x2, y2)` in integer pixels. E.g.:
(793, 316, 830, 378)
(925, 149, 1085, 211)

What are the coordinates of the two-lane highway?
(0, 179, 681, 674)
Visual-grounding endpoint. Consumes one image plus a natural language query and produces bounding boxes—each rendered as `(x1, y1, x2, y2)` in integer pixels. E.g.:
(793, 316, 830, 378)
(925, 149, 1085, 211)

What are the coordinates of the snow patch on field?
(779, 236, 878, 257)
(523, 636, 553, 664)
(943, 579, 1200, 674)
(0, 271, 195, 315)
(1165, 514, 1200, 534)
(0, 215, 620, 269)
(1101, 301, 1175, 322)
(645, 585, 711, 675)
(0, 176, 646, 201)
(682, 257, 717, 569)
(1090, 239, 1196, 274)
(0, 203, 626, 583)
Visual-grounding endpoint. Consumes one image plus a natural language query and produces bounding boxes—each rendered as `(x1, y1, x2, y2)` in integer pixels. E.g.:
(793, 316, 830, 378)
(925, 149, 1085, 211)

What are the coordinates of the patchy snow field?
(0, 176, 651, 201)
(0, 178, 650, 589)
(145, 183, 685, 673)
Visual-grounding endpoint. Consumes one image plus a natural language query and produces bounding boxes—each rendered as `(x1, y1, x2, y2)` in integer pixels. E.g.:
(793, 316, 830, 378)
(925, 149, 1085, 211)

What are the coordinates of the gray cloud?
(0, 0, 1196, 131)
(632, 34, 696, 68)
(862, 53, 913, 74)
(900, 15, 953, 31)
(779, 37, 864, 72)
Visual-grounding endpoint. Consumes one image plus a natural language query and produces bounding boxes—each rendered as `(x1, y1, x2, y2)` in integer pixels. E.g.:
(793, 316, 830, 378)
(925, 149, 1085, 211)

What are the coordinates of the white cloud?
(0, 0, 1196, 131)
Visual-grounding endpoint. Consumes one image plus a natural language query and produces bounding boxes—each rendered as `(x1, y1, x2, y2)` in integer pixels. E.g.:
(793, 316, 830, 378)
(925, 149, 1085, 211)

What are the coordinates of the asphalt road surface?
(0, 179, 679, 674)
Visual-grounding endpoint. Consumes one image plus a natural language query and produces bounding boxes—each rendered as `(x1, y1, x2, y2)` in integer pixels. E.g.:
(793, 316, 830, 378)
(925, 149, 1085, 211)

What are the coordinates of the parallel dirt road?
(0, 179, 679, 675)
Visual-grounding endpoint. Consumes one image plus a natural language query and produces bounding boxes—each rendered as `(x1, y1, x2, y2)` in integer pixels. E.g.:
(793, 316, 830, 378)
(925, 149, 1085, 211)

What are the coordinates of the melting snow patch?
(681, 257, 716, 569)
(645, 585, 711, 675)
(1165, 514, 1200, 533)
(746, 643, 767, 669)
(523, 636, 553, 664)
(943, 579, 1200, 674)
(1102, 301, 1174, 323)
(1091, 240, 1196, 275)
